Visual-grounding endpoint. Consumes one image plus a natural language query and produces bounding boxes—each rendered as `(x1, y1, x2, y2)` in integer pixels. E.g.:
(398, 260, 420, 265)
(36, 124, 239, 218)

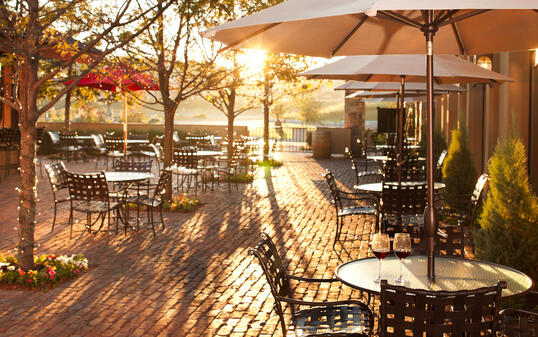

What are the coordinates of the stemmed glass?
(371, 232, 390, 283)
(393, 233, 411, 284)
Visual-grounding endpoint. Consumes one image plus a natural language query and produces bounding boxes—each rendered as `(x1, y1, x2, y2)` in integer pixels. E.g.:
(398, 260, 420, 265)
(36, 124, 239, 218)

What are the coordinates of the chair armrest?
(277, 296, 369, 308)
(287, 274, 338, 283)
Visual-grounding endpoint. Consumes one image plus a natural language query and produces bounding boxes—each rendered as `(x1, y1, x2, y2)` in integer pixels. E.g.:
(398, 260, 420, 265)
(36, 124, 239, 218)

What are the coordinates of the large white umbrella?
(301, 54, 513, 83)
(335, 81, 466, 93)
(202, 1, 538, 280)
(299, 54, 511, 159)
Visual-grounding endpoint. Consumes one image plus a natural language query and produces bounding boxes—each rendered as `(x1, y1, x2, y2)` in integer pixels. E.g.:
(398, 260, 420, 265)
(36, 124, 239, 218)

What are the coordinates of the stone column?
(344, 90, 366, 152)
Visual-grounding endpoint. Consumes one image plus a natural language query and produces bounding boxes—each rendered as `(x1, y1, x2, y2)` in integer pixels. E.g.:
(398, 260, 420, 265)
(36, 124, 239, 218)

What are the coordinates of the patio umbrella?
(299, 55, 511, 161)
(201, 1, 538, 280)
(334, 81, 466, 93)
(65, 67, 159, 154)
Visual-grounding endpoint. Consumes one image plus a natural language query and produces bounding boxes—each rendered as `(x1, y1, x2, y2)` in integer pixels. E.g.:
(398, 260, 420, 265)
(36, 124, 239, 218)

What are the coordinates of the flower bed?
(162, 194, 201, 212)
(0, 254, 88, 291)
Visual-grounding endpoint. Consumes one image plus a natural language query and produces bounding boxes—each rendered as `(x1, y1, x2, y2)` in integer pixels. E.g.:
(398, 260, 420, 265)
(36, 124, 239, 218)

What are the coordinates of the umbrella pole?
(423, 10, 438, 282)
(123, 94, 127, 156)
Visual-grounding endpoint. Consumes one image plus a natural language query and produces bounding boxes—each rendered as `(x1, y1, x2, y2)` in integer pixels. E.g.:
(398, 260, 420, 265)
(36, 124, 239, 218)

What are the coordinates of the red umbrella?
(65, 67, 159, 154)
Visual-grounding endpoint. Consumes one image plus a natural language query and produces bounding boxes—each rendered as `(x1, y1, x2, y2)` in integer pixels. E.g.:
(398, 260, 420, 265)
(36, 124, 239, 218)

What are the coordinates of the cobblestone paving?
(0, 153, 378, 336)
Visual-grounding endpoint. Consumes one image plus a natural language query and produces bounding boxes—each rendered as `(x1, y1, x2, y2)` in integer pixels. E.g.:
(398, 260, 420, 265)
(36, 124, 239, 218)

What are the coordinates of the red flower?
(18, 268, 25, 276)
(27, 279, 32, 282)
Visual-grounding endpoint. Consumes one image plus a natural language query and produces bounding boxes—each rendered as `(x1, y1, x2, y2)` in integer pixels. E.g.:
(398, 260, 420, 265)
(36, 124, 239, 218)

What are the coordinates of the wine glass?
(371, 232, 390, 283)
(393, 233, 411, 284)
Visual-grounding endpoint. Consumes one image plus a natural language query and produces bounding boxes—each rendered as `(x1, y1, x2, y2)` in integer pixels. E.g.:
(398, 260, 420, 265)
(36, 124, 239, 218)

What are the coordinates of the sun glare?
(237, 49, 267, 76)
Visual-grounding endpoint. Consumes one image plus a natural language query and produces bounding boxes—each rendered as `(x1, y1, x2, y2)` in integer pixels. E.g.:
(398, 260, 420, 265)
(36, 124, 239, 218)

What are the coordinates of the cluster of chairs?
(44, 158, 172, 238)
(249, 232, 535, 337)
(0, 128, 21, 179)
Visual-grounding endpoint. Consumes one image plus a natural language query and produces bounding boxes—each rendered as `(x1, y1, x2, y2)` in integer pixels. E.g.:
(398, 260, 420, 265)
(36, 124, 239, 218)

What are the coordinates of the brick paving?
(0, 152, 378, 336)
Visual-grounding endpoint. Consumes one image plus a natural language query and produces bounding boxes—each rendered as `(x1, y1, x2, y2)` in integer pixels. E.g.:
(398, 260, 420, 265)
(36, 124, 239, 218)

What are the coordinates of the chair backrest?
(113, 158, 152, 172)
(104, 136, 124, 151)
(379, 280, 506, 337)
(436, 223, 465, 258)
(384, 158, 425, 182)
(437, 149, 448, 171)
(322, 170, 343, 211)
(249, 233, 291, 319)
(500, 308, 537, 337)
(153, 167, 173, 200)
(174, 149, 199, 169)
(44, 162, 68, 192)
(469, 173, 489, 220)
(150, 144, 163, 160)
(48, 131, 60, 145)
(58, 132, 78, 147)
(92, 134, 105, 148)
(0, 128, 21, 147)
(65, 171, 109, 202)
(381, 182, 426, 217)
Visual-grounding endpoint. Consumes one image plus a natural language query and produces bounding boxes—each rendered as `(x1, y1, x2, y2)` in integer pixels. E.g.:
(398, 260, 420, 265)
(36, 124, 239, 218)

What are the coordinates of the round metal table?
(376, 144, 420, 150)
(368, 155, 426, 162)
(354, 181, 445, 193)
(104, 171, 153, 183)
(335, 256, 533, 299)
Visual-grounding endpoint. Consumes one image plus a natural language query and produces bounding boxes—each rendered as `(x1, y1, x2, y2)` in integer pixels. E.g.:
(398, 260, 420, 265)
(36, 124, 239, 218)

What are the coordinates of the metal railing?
(249, 125, 317, 152)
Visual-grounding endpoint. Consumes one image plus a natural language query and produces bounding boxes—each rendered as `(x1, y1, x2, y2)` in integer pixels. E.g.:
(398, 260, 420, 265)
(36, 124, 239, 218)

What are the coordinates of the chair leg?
(69, 208, 74, 239)
(51, 202, 57, 232)
(150, 207, 156, 237)
(159, 205, 165, 229)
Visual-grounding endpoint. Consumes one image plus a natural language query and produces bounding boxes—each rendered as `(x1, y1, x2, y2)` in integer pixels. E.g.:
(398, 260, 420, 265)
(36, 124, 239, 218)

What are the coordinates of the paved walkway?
(0, 153, 376, 336)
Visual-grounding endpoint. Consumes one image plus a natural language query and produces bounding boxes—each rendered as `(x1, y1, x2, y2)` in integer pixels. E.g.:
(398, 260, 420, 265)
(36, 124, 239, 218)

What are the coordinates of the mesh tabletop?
(354, 182, 445, 193)
(335, 256, 533, 298)
(104, 172, 153, 183)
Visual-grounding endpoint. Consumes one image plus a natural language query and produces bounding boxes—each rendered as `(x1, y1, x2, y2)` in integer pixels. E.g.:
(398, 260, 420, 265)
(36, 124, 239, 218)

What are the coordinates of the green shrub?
(474, 136, 538, 281)
(442, 127, 478, 210)
(419, 125, 447, 163)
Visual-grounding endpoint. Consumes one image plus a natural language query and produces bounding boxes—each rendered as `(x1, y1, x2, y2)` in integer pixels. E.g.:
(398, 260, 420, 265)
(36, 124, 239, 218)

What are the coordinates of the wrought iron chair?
(0, 128, 20, 179)
(65, 171, 128, 238)
(323, 170, 378, 245)
(436, 149, 448, 181)
(379, 279, 506, 337)
(173, 148, 201, 193)
(127, 167, 172, 236)
(383, 157, 426, 182)
(44, 162, 70, 232)
(498, 290, 537, 337)
(58, 131, 82, 161)
(250, 232, 373, 337)
(380, 182, 426, 246)
(439, 173, 489, 228)
(345, 148, 382, 187)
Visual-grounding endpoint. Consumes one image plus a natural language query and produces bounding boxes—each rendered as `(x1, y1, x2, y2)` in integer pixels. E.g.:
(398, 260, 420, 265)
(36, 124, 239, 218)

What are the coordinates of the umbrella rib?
(438, 9, 490, 27)
(450, 22, 466, 55)
(435, 10, 459, 25)
(378, 10, 423, 29)
(330, 15, 368, 57)
(218, 23, 281, 53)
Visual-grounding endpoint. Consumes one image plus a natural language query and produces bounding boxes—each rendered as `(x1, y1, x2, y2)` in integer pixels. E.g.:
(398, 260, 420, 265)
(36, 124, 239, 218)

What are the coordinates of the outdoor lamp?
(477, 56, 493, 71)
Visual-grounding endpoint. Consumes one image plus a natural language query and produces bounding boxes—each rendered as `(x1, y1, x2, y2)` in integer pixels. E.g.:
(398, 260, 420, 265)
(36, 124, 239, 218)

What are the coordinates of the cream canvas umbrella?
(299, 54, 511, 167)
(202, 1, 538, 280)
(335, 81, 465, 93)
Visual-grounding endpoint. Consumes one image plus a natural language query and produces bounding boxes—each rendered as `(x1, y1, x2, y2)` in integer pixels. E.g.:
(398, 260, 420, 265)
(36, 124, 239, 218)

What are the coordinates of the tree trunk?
(18, 54, 39, 271)
(64, 65, 73, 131)
(227, 111, 235, 164)
(18, 121, 37, 270)
(163, 106, 175, 200)
(263, 102, 269, 159)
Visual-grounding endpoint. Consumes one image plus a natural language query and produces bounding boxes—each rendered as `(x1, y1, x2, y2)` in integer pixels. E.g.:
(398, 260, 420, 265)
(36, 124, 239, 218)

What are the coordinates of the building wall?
(454, 51, 537, 191)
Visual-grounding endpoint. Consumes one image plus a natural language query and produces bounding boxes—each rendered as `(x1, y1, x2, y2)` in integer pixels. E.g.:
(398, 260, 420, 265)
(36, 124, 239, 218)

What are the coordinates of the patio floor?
(0, 152, 376, 336)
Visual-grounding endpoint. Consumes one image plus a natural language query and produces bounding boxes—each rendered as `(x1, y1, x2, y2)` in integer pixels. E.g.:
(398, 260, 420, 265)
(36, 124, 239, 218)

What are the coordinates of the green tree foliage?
(474, 136, 538, 281)
(442, 127, 478, 210)
(419, 124, 447, 163)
